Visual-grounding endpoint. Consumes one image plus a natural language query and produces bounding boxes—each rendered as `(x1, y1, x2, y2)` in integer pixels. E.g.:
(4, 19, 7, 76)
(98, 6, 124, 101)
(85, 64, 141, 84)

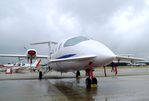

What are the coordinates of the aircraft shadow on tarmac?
(48, 78, 98, 101)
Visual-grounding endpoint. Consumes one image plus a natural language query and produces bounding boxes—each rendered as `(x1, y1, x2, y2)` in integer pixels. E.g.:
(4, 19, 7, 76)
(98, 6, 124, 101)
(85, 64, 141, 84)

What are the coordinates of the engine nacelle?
(27, 49, 37, 64)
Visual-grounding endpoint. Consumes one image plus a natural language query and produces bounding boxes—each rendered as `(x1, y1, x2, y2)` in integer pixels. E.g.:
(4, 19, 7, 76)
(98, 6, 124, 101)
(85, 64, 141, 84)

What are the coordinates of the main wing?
(115, 55, 144, 62)
(0, 54, 26, 58)
(0, 54, 48, 59)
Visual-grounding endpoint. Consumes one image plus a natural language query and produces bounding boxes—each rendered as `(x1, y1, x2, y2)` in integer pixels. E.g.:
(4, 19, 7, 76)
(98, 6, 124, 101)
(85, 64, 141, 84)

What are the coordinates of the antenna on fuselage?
(24, 47, 27, 51)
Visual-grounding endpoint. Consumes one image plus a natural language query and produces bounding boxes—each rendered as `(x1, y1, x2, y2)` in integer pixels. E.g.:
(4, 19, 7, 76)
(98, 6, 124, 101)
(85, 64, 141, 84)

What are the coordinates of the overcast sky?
(0, 0, 149, 63)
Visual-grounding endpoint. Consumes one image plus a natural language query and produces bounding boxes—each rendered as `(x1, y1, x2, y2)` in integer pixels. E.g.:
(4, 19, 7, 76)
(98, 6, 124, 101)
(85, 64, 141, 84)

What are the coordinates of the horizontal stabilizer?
(30, 41, 58, 45)
(0, 54, 48, 59)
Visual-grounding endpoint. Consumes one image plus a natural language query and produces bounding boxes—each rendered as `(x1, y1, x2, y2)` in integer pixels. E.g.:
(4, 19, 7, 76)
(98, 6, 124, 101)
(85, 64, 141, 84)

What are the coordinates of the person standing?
(114, 63, 118, 76)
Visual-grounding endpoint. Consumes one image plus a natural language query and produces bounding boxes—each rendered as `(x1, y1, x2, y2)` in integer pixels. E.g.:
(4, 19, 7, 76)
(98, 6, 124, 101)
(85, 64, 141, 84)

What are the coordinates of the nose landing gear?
(86, 77, 97, 88)
(85, 62, 98, 88)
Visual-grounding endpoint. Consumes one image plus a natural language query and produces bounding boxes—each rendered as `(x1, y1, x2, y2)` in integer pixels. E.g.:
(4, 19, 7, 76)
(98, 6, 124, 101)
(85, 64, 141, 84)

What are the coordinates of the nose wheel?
(86, 77, 97, 88)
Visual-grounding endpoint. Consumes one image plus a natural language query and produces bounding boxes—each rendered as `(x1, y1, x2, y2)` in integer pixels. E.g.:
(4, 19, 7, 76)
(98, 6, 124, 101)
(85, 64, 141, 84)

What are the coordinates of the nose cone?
(95, 47, 116, 66)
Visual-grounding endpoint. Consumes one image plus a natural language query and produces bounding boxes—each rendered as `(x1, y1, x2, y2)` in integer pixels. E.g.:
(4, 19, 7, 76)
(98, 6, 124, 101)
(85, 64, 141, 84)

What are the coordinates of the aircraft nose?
(88, 41, 116, 66)
(95, 48, 116, 66)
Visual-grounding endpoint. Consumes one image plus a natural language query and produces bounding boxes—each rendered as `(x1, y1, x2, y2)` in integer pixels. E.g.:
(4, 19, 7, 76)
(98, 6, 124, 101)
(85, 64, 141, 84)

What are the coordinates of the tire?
(39, 71, 42, 80)
(92, 78, 97, 84)
(86, 77, 91, 88)
(76, 70, 80, 78)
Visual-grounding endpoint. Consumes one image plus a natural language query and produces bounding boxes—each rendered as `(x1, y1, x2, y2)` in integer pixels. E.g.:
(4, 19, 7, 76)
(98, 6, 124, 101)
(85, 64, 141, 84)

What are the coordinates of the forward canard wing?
(50, 55, 96, 62)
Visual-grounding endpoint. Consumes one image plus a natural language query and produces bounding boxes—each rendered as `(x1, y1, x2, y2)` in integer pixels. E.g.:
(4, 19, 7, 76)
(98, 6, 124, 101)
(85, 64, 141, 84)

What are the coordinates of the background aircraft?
(0, 59, 42, 73)
(0, 49, 47, 64)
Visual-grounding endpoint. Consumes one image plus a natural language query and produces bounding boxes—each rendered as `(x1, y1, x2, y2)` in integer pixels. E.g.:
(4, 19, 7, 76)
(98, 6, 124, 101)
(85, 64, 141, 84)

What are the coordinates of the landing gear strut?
(85, 62, 97, 88)
(39, 71, 43, 80)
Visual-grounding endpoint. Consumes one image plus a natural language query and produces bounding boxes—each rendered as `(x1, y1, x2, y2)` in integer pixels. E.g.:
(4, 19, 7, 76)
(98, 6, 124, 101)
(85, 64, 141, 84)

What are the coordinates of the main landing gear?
(39, 71, 43, 80)
(76, 70, 81, 78)
(85, 62, 98, 88)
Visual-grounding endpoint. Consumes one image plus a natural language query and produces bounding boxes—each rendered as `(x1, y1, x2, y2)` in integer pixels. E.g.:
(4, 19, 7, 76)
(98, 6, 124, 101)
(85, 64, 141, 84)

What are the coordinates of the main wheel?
(76, 70, 80, 78)
(92, 77, 97, 84)
(86, 77, 91, 88)
(39, 71, 43, 80)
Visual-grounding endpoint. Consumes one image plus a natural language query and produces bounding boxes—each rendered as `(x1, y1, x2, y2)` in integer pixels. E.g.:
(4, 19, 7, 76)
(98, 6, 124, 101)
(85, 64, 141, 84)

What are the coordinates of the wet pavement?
(1, 74, 149, 101)
(1, 68, 149, 80)
(49, 75, 149, 101)
(0, 80, 69, 101)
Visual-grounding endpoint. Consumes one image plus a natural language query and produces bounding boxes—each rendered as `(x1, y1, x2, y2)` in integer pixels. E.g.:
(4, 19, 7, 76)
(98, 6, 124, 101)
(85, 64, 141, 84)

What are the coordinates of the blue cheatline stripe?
(56, 54, 76, 59)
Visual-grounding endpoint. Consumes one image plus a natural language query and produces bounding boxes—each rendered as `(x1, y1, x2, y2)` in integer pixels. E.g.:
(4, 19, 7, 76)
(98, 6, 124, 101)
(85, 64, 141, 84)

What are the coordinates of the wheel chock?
(91, 84, 97, 88)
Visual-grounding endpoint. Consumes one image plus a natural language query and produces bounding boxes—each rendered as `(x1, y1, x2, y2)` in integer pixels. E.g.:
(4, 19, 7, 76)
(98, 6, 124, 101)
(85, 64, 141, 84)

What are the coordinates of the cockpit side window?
(64, 36, 89, 47)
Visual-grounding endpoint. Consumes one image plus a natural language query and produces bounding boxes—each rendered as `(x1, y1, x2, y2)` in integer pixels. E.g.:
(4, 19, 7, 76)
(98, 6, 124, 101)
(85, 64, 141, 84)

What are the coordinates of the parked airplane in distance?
(0, 36, 143, 88)
(0, 49, 47, 64)
(0, 59, 42, 73)
(127, 62, 147, 66)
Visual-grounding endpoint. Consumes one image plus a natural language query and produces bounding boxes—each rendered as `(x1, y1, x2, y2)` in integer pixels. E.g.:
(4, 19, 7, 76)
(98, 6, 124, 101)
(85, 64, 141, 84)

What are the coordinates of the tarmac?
(0, 68, 149, 101)
(1, 67, 149, 80)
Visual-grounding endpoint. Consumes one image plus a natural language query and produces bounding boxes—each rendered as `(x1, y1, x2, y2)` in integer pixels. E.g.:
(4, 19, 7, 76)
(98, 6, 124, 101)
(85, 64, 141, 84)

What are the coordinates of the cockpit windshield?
(64, 36, 89, 47)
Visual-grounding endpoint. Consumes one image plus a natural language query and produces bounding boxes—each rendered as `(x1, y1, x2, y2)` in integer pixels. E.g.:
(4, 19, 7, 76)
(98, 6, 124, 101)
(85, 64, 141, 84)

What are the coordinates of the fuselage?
(49, 36, 116, 72)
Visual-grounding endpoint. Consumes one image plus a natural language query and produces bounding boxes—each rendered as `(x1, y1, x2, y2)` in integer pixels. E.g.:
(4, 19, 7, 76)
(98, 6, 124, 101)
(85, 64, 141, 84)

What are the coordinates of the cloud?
(56, 0, 149, 56)
(0, 0, 149, 63)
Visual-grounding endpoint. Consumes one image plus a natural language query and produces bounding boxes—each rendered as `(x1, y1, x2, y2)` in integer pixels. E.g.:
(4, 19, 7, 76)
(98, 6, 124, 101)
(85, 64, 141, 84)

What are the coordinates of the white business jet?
(0, 36, 142, 88)
(31, 36, 143, 88)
